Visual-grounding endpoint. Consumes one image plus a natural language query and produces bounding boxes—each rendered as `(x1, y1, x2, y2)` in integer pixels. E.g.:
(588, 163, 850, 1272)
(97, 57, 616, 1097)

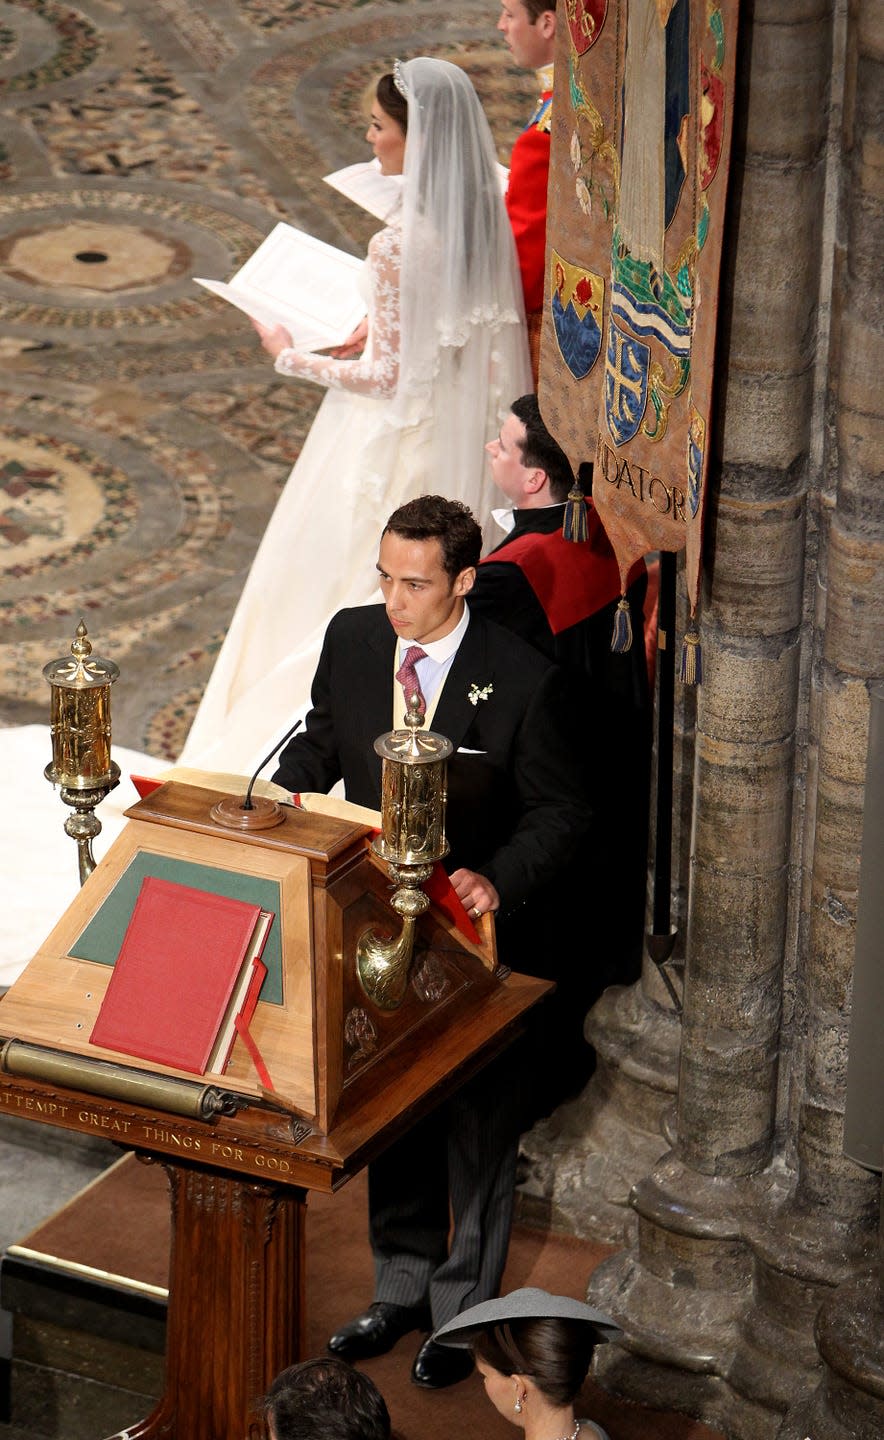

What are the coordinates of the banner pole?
(647, 549, 680, 1009)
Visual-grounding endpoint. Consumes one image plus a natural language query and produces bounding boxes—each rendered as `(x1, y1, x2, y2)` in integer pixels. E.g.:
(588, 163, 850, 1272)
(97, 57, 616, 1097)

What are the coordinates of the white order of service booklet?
(195, 161, 508, 350)
(194, 223, 366, 352)
(322, 159, 405, 222)
(322, 158, 509, 219)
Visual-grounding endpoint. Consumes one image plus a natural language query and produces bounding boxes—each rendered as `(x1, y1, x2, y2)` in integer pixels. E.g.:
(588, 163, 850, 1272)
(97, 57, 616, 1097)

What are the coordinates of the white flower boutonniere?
(468, 682, 493, 706)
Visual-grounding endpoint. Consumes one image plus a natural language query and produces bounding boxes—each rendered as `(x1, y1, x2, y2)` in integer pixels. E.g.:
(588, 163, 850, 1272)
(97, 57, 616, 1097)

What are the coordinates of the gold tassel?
(680, 625, 702, 685)
(562, 485, 588, 543)
(610, 596, 633, 653)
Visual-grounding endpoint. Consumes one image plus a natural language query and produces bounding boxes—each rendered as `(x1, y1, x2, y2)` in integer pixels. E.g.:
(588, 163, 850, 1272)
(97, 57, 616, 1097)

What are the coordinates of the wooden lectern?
(0, 781, 549, 1438)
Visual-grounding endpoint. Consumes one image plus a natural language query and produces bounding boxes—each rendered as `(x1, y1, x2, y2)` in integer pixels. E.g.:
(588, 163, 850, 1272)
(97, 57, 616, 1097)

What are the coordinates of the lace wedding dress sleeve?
(273, 226, 400, 398)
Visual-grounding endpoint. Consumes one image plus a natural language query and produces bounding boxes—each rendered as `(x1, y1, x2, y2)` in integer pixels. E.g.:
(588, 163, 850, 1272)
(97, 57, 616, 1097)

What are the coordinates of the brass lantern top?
(374, 726, 453, 766)
(43, 620, 120, 690)
(373, 694, 453, 765)
(44, 620, 120, 797)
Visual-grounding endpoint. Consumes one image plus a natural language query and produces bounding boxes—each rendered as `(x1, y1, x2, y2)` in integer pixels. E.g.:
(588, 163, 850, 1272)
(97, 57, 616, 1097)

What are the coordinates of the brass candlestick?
(43, 620, 121, 885)
(356, 697, 452, 1011)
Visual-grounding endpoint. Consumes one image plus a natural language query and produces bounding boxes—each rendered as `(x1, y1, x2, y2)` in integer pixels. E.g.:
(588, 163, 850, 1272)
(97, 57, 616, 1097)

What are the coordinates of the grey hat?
(432, 1287, 621, 1348)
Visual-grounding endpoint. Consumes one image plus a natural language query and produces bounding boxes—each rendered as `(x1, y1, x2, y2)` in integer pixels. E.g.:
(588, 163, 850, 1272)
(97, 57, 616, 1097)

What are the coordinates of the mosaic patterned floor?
(0, 0, 534, 759)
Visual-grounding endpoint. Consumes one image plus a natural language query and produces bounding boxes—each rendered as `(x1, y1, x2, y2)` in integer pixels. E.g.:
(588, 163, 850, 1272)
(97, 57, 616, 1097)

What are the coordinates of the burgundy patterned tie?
(395, 644, 428, 718)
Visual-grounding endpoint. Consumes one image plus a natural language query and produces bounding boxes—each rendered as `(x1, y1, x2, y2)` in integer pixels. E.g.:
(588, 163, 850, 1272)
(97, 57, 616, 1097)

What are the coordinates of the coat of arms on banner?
(550, 250, 604, 379)
(567, 0, 609, 55)
(538, 0, 738, 672)
(604, 319, 649, 444)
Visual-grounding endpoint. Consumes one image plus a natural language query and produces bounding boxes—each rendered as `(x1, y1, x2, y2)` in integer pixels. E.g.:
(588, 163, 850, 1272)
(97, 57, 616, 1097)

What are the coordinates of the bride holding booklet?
(180, 57, 531, 774)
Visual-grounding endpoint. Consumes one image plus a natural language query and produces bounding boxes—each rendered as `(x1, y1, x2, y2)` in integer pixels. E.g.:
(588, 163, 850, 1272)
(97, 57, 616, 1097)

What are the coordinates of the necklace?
(546, 1424, 580, 1440)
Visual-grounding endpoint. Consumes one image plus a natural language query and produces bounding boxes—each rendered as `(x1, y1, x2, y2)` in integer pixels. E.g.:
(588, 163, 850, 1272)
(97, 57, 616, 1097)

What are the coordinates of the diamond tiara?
(393, 58, 410, 99)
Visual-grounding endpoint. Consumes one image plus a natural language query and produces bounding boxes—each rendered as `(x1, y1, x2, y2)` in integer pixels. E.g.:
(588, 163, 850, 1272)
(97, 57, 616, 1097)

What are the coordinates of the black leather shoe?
(411, 1337, 475, 1389)
(327, 1302, 431, 1361)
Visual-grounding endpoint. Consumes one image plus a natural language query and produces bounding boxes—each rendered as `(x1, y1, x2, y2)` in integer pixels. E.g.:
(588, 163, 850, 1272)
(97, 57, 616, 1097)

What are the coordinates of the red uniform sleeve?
(506, 123, 551, 314)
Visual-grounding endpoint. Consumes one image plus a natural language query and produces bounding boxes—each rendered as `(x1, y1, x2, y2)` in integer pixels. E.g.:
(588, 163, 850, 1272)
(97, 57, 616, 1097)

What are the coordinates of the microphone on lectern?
(243, 718, 303, 810)
(209, 718, 303, 831)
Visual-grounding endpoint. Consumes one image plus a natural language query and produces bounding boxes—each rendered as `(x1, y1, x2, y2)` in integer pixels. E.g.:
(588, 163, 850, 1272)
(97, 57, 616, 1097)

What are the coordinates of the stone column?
(515, 618, 694, 1245)
(588, 0, 835, 1432)
(764, 0, 884, 1432)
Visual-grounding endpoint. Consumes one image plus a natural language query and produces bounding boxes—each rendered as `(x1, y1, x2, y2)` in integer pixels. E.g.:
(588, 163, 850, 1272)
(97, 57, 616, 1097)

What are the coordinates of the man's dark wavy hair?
(264, 1358, 391, 1440)
(510, 394, 575, 502)
(384, 495, 482, 580)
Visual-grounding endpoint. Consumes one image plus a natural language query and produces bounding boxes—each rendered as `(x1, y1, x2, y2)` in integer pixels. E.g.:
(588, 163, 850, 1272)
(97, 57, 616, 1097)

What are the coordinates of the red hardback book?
(89, 876, 269, 1074)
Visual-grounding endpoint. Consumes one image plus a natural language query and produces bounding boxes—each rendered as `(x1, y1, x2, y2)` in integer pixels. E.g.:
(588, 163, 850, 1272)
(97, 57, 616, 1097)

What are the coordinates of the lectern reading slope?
(0, 776, 549, 1156)
(0, 779, 549, 1439)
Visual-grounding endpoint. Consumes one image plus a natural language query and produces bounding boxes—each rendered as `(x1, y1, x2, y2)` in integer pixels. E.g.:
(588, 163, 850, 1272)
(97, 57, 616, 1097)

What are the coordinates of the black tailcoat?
(273, 603, 591, 932)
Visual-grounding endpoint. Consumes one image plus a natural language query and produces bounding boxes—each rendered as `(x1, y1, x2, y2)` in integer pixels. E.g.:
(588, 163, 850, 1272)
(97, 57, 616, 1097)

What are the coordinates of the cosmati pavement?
(0, 0, 533, 759)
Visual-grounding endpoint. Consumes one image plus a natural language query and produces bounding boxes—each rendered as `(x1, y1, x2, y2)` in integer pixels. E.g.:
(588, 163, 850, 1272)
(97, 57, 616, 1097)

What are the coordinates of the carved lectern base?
(109, 1157, 304, 1440)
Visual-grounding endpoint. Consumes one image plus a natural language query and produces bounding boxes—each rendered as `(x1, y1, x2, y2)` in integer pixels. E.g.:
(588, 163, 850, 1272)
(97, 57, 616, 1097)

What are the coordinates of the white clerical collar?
(492, 503, 561, 533)
(492, 506, 515, 534)
(398, 602, 470, 663)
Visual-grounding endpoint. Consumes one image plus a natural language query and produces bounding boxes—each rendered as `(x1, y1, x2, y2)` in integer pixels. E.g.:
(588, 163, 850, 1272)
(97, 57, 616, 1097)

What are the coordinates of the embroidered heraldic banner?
(538, 0, 739, 619)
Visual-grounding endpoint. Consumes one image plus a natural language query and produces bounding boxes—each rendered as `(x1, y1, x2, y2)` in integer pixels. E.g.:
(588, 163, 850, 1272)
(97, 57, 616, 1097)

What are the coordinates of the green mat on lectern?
(67, 851, 284, 1005)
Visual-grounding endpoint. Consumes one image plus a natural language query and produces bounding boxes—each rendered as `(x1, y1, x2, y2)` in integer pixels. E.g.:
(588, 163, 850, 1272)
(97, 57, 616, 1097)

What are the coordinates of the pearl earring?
(514, 1398, 523, 1414)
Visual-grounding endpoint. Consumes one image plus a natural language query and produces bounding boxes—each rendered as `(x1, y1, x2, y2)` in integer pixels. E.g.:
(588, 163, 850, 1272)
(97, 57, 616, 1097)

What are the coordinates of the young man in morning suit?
(498, 1, 557, 380)
(472, 394, 652, 1001)
(272, 496, 591, 1390)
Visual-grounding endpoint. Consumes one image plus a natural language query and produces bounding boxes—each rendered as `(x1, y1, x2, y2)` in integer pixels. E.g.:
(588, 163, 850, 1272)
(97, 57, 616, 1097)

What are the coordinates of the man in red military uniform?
(497, 2, 558, 380)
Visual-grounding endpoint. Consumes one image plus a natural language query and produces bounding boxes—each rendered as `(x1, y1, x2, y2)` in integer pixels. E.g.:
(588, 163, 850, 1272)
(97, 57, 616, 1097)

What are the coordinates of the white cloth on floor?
(0, 726, 165, 988)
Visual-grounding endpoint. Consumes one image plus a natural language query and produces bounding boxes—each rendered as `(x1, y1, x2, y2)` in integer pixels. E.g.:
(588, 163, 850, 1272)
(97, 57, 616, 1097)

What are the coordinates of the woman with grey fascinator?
(432, 1288, 621, 1440)
(180, 57, 530, 774)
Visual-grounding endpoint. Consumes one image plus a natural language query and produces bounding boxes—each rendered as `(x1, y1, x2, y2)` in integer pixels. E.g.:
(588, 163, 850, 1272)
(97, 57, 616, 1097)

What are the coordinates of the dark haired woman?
(181, 58, 530, 773)
(432, 1287, 620, 1440)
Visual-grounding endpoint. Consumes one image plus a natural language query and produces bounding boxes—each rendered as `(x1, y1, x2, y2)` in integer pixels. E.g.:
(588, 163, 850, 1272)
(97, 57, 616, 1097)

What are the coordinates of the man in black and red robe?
(472, 394, 652, 1015)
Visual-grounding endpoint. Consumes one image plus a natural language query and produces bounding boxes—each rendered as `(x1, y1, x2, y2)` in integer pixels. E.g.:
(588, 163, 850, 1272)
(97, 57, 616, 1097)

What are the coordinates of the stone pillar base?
(726, 1289, 822, 1418)
(516, 982, 678, 1242)
(588, 1153, 757, 1355)
(591, 1341, 742, 1438)
(725, 1199, 876, 1419)
(595, 1335, 822, 1440)
(776, 1271, 884, 1440)
(587, 1154, 792, 1440)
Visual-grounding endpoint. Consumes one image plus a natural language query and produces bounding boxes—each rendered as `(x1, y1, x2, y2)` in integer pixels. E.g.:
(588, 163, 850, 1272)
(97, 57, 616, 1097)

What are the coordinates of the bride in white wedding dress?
(180, 58, 531, 775)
